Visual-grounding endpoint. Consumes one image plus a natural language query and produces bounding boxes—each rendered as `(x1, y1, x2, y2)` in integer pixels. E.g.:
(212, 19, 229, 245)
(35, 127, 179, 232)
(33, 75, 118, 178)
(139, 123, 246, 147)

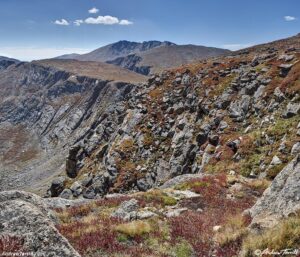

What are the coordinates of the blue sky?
(0, 0, 299, 61)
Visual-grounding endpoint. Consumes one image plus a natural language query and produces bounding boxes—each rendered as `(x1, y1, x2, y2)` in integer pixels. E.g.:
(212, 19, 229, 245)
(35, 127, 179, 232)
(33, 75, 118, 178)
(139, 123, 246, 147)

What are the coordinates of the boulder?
(0, 191, 81, 257)
(111, 199, 139, 221)
(291, 142, 300, 155)
(279, 63, 293, 77)
(59, 189, 73, 199)
(70, 181, 82, 197)
(249, 156, 300, 228)
(160, 174, 205, 189)
(283, 103, 300, 118)
(229, 95, 251, 121)
(49, 177, 65, 197)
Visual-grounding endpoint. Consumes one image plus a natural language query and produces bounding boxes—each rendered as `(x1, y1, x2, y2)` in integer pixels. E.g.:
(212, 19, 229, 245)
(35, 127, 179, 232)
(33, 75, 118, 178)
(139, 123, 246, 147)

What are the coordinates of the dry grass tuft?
(215, 214, 249, 246)
(241, 213, 300, 257)
(115, 220, 152, 237)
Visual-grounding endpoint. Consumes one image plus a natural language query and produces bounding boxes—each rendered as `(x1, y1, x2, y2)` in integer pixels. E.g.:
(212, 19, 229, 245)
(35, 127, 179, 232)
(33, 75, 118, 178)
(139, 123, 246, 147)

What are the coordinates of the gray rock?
(218, 120, 228, 131)
(274, 87, 285, 102)
(155, 159, 171, 184)
(278, 54, 294, 62)
(70, 181, 82, 197)
(66, 146, 81, 179)
(111, 199, 139, 221)
(291, 142, 300, 155)
(269, 155, 282, 166)
(226, 139, 241, 153)
(136, 210, 156, 219)
(49, 177, 65, 197)
(229, 95, 251, 121)
(137, 174, 154, 192)
(165, 208, 188, 217)
(279, 64, 293, 77)
(254, 85, 266, 101)
(249, 156, 300, 228)
(0, 191, 81, 257)
(160, 174, 206, 189)
(283, 103, 300, 118)
(59, 189, 73, 199)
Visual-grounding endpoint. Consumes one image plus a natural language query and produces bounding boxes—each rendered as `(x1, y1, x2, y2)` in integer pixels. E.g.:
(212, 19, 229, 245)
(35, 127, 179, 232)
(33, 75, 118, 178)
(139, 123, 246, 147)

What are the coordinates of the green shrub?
(174, 240, 193, 257)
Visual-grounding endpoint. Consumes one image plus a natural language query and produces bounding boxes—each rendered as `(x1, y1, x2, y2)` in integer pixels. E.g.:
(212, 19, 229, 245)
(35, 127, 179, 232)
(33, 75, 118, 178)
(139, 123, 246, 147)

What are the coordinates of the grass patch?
(119, 138, 135, 153)
(174, 240, 194, 257)
(115, 220, 152, 237)
(215, 214, 249, 246)
(141, 190, 177, 207)
(242, 213, 300, 257)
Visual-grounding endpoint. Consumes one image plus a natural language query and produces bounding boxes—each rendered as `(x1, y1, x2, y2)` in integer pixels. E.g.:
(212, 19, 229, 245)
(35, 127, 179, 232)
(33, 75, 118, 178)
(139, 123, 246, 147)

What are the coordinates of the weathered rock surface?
(249, 156, 300, 228)
(0, 191, 81, 257)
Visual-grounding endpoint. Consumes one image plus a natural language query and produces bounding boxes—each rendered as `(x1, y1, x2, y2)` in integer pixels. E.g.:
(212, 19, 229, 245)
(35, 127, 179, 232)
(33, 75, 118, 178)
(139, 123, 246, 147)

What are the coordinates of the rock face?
(0, 191, 81, 257)
(249, 156, 300, 228)
(0, 60, 140, 194)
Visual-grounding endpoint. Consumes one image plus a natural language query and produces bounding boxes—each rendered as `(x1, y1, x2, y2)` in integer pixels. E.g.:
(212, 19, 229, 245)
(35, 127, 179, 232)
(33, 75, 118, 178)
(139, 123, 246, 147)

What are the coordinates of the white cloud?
(284, 16, 297, 21)
(85, 15, 120, 25)
(119, 19, 133, 25)
(222, 43, 252, 51)
(84, 16, 133, 25)
(74, 19, 83, 26)
(89, 7, 99, 14)
(54, 19, 70, 26)
(53, 15, 133, 27)
(0, 47, 92, 61)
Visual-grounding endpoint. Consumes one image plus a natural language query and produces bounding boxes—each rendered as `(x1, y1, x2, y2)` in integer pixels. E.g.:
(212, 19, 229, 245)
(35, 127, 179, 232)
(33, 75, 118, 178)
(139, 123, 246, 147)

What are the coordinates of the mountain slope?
(0, 56, 19, 62)
(0, 59, 145, 194)
(108, 44, 232, 74)
(56, 40, 230, 75)
(35, 59, 147, 83)
(57, 40, 175, 62)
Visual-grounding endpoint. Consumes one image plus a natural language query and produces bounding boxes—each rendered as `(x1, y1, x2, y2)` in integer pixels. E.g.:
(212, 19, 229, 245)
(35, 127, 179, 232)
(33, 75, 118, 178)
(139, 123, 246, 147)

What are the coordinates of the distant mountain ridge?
(56, 40, 230, 75)
(57, 40, 176, 62)
(0, 56, 19, 63)
(0, 56, 20, 70)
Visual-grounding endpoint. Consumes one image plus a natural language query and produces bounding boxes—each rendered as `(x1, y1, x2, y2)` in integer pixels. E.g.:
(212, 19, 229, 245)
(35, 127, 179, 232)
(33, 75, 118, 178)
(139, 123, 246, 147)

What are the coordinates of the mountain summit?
(56, 40, 230, 75)
(57, 40, 176, 62)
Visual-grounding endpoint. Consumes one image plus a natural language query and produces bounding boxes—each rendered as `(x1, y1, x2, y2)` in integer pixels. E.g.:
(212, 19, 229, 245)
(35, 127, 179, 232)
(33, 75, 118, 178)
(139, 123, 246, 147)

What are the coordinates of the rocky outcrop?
(249, 156, 300, 228)
(52, 34, 300, 199)
(0, 60, 136, 194)
(0, 191, 81, 257)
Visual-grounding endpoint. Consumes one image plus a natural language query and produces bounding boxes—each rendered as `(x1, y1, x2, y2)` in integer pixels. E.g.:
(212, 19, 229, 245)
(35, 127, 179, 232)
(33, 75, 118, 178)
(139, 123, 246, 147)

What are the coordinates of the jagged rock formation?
(55, 34, 300, 199)
(0, 191, 81, 257)
(0, 59, 145, 194)
(56, 40, 230, 75)
(249, 155, 300, 228)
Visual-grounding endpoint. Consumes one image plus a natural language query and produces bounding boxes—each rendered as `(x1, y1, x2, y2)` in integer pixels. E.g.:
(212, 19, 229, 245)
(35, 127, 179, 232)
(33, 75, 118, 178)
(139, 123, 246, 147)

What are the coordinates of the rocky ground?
(0, 33, 300, 256)
(1, 159, 299, 256)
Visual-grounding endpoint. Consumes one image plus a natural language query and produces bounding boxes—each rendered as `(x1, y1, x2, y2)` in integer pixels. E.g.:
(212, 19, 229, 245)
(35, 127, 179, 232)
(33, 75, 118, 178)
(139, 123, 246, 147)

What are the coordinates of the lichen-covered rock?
(249, 156, 300, 228)
(0, 191, 81, 257)
(111, 199, 139, 221)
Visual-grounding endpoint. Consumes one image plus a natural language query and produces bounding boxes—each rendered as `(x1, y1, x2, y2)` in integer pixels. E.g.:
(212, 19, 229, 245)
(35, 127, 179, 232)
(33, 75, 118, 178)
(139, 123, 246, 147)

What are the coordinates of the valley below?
(0, 34, 300, 257)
